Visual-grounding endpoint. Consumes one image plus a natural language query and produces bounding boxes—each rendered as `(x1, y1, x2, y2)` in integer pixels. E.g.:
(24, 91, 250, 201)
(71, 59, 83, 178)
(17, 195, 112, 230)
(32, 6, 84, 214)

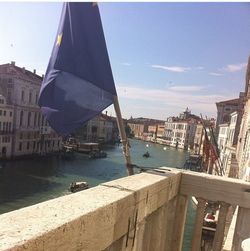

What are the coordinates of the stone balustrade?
(0, 167, 250, 251)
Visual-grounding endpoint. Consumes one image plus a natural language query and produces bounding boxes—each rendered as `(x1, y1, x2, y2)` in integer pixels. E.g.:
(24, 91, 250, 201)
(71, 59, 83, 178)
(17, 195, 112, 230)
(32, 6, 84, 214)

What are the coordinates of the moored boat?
(76, 143, 99, 154)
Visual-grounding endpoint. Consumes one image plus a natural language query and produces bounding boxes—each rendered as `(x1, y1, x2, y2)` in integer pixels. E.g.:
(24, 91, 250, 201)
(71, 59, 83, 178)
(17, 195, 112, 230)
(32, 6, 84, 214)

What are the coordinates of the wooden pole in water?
(113, 95, 134, 175)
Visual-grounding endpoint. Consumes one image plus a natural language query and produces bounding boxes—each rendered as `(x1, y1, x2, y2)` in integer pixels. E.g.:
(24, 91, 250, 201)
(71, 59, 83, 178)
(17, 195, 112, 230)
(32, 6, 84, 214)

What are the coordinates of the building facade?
(0, 95, 14, 158)
(127, 118, 165, 140)
(75, 113, 118, 143)
(236, 56, 250, 180)
(0, 62, 62, 158)
(164, 116, 197, 150)
(215, 93, 244, 138)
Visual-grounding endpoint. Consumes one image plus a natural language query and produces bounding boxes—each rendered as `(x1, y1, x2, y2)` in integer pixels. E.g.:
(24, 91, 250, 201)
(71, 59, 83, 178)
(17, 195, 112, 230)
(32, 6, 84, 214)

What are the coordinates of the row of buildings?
(127, 108, 215, 151)
(216, 56, 250, 180)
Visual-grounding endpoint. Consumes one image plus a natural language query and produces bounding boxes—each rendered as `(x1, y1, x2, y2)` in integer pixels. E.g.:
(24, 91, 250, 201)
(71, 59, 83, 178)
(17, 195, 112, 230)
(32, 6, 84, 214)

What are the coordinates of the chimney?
(11, 61, 15, 66)
(105, 111, 108, 115)
(42, 74, 44, 79)
(33, 69, 36, 74)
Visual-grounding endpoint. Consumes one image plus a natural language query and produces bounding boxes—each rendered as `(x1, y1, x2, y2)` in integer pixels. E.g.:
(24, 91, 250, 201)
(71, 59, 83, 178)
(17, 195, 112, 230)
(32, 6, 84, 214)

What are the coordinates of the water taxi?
(69, 182, 89, 193)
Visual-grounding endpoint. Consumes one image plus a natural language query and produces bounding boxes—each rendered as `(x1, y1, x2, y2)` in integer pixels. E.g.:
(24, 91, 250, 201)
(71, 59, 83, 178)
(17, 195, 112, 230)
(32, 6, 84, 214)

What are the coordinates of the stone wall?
(0, 168, 184, 251)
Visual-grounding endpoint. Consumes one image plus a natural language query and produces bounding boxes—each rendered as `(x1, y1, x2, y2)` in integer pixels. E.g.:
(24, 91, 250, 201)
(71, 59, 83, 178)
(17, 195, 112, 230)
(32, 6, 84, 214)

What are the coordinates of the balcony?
(0, 167, 249, 251)
(0, 130, 14, 135)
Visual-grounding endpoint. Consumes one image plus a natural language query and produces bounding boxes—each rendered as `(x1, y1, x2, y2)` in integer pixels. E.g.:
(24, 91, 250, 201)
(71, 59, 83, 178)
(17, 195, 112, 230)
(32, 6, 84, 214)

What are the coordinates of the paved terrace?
(0, 167, 250, 251)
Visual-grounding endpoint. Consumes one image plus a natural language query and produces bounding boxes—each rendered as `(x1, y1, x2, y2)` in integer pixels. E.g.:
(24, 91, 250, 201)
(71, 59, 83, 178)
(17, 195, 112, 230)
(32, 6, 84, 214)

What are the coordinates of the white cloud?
(209, 72, 223, 76)
(121, 62, 131, 66)
(168, 85, 205, 92)
(116, 84, 233, 117)
(151, 64, 191, 73)
(222, 63, 247, 73)
(195, 66, 204, 70)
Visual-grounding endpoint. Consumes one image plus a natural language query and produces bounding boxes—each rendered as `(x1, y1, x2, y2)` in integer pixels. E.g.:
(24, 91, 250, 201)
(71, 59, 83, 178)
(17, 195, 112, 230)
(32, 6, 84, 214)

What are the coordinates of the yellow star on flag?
(56, 33, 63, 46)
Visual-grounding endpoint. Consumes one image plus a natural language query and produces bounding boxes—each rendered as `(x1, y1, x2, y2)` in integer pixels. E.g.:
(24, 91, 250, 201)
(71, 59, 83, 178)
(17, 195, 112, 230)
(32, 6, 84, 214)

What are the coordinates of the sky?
(0, 2, 249, 120)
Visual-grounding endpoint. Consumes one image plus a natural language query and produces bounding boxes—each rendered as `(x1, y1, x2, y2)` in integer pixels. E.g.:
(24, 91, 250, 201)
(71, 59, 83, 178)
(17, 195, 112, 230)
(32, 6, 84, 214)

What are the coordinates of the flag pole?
(113, 95, 134, 175)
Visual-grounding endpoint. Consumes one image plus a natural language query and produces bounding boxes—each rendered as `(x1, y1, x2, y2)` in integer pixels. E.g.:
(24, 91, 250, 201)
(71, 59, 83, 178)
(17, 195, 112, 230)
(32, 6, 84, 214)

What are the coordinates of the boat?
(61, 145, 75, 160)
(143, 151, 150, 158)
(183, 154, 202, 172)
(69, 182, 89, 193)
(63, 137, 78, 151)
(89, 150, 107, 159)
(76, 142, 99, 154)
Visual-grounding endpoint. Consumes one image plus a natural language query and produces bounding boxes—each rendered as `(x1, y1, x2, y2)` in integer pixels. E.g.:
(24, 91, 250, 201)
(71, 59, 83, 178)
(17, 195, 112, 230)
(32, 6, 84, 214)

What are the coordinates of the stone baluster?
(191, 197, 206, 251)
(212, 201, 230, 251)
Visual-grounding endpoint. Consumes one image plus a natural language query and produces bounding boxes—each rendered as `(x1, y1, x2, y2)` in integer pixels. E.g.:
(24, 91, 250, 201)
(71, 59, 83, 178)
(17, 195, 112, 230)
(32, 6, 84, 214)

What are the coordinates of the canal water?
(0, 139, 196, 250)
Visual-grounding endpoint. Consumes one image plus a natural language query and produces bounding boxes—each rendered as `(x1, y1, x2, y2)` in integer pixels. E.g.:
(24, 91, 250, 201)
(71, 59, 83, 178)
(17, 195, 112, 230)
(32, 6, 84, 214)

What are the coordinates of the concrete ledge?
(0, 167, 181, 251)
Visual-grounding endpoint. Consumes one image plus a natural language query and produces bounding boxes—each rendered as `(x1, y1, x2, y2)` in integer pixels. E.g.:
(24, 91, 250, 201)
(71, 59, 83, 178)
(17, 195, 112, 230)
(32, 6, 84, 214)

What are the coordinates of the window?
(3, 111, 6, 116)
(3, 122, 5, 132)
(27, 142, 30, 150)
(34, 113, 37, 126)
(0, 110, 2, 116)
(29, 92, 32, 103)
(38, 114, 41, 126)
(19, 142, 22, 151)
(28, 112, 31, 127)
(10, 111, 12, 117)
(20, 133, 23, 139)
(7, 90, 11, 101)
(0, 122, 1, 131)
(35, 93, 38, 104)
(41, 115, 44, 126)
(20, 111, 23, 126)
(21, 90, 25, 101)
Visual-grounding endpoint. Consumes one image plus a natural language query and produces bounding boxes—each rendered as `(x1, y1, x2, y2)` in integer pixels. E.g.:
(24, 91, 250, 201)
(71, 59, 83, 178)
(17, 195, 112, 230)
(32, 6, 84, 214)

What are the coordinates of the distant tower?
(179, 107, 191, 119)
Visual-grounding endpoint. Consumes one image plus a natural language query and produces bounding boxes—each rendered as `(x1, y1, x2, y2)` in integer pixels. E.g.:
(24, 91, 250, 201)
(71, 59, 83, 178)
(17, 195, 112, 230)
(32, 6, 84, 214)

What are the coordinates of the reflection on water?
(0, 139, 194, 250)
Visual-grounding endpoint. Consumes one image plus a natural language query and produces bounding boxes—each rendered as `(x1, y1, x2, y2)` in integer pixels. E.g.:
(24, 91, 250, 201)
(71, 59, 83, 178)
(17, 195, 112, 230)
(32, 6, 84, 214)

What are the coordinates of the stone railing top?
(0, 167, 181, 251)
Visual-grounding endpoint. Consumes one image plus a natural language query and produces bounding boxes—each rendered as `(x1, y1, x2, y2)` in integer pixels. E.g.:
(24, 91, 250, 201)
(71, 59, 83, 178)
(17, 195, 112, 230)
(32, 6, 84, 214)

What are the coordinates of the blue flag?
(38, 2, 117, 135)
